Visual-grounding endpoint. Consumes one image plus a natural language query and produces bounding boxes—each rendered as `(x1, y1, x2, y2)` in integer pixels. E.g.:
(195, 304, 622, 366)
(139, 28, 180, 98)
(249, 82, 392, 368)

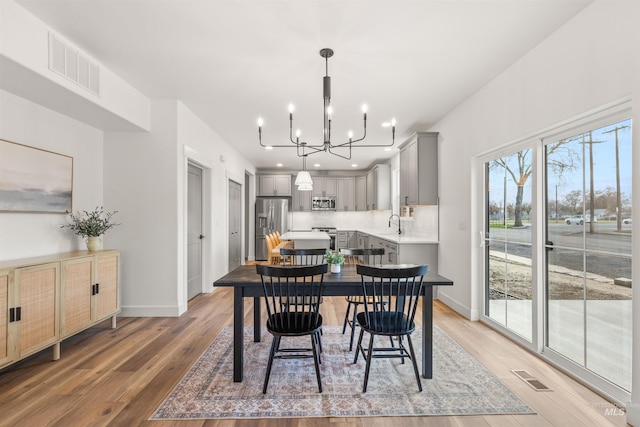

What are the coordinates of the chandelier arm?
(296, 144, 324, 157)
(330, 126, 395, 148)
(327, 144, 352, 160)
(289, 113, 301, 145)
(327, 113, 367, 148)
(333, 141, 396, 148)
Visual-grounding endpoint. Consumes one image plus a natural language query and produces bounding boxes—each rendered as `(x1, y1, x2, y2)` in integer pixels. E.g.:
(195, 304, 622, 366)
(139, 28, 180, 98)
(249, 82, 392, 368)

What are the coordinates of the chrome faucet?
(388, 214, 402, 235)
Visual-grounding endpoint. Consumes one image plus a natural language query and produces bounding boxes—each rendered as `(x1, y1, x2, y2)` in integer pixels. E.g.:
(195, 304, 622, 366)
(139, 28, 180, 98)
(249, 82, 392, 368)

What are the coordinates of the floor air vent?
(512, 370, 552, 391)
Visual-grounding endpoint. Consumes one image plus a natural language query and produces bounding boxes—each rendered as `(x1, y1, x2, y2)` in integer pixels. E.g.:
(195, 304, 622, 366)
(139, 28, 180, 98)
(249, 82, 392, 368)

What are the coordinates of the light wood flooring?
(0, 286, 630, 426)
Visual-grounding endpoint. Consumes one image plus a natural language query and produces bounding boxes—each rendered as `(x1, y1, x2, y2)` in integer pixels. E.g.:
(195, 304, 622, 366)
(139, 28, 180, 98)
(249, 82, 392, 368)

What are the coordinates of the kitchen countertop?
(280, 231, 330, 240)
(327, 229, 438, 244)
(358, 229, 438, 244)
(287, 229, 437, 244)
(280, 231, 331, 250)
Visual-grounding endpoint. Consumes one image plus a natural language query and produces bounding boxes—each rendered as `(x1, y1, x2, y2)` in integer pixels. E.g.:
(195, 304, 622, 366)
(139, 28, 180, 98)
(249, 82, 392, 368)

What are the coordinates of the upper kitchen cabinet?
(355, 176, 367, 212)
(311, 177, 337, 197)
(258, 175, 292, 197)
(336, 177, 355, 211)
(292, 184, 312, 212)
(399, 132, 439, 206)
(366, 164, 390, 211)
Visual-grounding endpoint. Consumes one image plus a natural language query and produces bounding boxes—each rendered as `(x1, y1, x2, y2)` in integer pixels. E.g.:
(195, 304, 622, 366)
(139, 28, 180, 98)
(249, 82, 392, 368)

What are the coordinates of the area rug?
(151, 326, 534, 419)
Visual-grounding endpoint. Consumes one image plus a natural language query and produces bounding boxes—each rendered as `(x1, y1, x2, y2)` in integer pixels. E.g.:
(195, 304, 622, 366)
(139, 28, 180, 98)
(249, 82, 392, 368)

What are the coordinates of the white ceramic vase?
(330, 263, 341, 274)
(87, 236, 103, 251)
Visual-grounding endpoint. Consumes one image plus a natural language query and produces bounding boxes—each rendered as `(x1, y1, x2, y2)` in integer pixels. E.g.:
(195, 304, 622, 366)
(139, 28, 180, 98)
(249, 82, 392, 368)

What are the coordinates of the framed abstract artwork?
(0, 139, 73, 213)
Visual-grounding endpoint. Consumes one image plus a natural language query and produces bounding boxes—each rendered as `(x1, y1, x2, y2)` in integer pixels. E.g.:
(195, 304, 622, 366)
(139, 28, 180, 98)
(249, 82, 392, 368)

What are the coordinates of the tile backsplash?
(290, 205, 438, 240)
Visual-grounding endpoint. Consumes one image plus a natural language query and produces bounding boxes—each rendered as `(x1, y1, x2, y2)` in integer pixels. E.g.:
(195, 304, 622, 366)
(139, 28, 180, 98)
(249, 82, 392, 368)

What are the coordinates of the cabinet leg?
(53, 343, 60, 361)
(111, 315, 117, 329)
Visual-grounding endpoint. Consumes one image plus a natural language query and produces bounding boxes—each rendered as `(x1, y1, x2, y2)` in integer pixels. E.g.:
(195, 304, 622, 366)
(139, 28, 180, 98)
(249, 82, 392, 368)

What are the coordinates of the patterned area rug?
(151, 326, 534, 419)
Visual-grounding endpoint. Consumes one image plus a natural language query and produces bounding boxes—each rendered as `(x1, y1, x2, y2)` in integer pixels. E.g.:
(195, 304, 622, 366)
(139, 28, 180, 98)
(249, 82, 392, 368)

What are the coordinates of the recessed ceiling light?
(265, 146, 273, 150)
(381, 122, 391, 128)
(351, 164, 358, 168)
(384, 147, 392, 151)
(314, 163, 320, 167)
(276, 163, 283, 167)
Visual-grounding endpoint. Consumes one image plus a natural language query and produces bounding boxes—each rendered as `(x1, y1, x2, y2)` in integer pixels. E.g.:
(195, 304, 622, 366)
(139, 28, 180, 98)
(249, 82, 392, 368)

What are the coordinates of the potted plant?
(324, 250, 345, 273)
(61, 206, 120, 251)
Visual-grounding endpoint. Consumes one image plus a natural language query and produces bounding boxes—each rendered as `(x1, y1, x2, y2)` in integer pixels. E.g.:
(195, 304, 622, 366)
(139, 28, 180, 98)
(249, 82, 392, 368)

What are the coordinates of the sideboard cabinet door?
(94, 252, 120, 322)
(15, 262, 60, 359)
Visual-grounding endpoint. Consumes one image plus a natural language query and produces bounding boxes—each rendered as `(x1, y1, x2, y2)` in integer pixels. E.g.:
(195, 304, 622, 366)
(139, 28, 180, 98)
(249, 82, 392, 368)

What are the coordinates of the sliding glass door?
(483, 114, 632, 396)
(545, 119, 632, 392)
(485, 150, 533, 342)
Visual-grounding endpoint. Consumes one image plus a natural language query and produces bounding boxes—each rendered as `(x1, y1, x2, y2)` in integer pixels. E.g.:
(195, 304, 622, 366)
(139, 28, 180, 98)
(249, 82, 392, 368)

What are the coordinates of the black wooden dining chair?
(353, 263, 429, 392)
(256, 263, 328, 394)
(339, 248, 385, 351)
(279, 247, 328, 349)
(279, 248, 327, 266)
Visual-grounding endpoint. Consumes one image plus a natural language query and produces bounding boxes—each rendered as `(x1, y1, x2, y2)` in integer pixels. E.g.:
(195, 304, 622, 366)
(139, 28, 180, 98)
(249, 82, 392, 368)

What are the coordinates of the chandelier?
(257, 48, 396, 164)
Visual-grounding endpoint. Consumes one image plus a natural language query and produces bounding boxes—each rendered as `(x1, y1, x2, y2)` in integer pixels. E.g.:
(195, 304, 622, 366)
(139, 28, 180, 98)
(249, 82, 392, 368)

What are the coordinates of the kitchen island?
(280, 231, 331, 249)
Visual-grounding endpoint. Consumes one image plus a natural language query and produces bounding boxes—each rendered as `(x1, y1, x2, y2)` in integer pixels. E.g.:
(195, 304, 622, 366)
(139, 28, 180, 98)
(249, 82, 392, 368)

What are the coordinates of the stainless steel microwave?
(312, 196, 336, 211)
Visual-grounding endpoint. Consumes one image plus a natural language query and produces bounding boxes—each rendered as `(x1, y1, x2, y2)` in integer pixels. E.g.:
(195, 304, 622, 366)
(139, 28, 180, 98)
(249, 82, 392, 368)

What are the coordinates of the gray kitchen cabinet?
(347, 231, 357, 248)
(368, 236, 384, 252)
(399, 132, 439, 206)
(336, 177, 355, 211)
(366, 164, 390, 211)
(383, 241, 398, 264)
(355, 176, 367, 211)
(337, 231, 356, 250)
(311, 177, 337, 197)
(337, 231, 348, 250)
(291, 183, 312, 211)
(258, 175, 292, 197)
(356, 232, 438, 271)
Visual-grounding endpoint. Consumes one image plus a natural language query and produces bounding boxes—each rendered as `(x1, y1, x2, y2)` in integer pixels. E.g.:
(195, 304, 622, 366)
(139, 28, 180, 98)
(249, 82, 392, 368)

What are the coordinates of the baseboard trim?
(437, 291, 473, 320)
(119, 305, 183, 317)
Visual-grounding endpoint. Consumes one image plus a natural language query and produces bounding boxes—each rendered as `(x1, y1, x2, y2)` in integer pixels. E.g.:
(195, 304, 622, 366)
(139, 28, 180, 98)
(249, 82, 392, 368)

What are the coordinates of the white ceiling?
(16, 0, 592, 171)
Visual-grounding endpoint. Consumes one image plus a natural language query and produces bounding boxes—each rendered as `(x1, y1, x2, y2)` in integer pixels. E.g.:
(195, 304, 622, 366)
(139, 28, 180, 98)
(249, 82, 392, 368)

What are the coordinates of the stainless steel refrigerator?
(255, 197, 289, 261)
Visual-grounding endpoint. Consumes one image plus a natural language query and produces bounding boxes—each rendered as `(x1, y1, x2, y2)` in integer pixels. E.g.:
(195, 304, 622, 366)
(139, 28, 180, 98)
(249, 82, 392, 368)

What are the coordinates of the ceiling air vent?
(48, 32, 100, 96)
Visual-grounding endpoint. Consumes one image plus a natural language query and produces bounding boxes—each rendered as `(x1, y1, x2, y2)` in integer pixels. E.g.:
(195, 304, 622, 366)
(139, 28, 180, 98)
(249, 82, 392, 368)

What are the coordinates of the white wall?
(431, 0, 639, 421)
(0, 89, 104, 259)
(176, 101, 256, 294)
(0, 0, 150, 131)
(103, 100, 256, 317)
(103, 100, 179, 316)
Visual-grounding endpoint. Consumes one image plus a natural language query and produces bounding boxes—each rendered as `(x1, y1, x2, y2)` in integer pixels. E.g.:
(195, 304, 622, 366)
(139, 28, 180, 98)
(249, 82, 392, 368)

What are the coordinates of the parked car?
(623, 218, 632, 224)
(565, 215, 597, 225)
(565, 216, 581, 224)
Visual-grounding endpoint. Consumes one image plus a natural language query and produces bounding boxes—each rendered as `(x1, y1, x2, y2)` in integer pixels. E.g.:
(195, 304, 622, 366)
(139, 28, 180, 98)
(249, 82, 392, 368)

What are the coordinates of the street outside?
(488, 221, 632, 300)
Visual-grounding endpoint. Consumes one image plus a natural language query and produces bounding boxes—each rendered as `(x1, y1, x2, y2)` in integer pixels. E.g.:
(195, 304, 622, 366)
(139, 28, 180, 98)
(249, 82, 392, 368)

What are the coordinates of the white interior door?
(228, 180, 242, 271)
(187, 163, 203, 300)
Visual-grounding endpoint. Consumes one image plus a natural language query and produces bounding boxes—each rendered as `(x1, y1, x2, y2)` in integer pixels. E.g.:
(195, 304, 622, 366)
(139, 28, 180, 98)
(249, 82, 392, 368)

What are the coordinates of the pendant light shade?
(294, 151, 313, 191)
(297, 182, 313, 191)
(295, 170, 313, 186)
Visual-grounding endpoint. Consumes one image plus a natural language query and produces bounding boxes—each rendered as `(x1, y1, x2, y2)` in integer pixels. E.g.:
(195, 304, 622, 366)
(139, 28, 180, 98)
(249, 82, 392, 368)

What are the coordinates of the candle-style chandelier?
(257, 48, 396, 161)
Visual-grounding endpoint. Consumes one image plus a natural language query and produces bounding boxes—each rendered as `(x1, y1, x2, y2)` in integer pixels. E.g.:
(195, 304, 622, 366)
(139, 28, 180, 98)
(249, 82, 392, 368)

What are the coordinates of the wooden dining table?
(214, 264, 454, 382)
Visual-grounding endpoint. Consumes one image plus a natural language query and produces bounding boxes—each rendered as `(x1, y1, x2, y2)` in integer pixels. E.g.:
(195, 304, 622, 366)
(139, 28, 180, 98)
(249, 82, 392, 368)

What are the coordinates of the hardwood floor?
(0, 287, 630, 426)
